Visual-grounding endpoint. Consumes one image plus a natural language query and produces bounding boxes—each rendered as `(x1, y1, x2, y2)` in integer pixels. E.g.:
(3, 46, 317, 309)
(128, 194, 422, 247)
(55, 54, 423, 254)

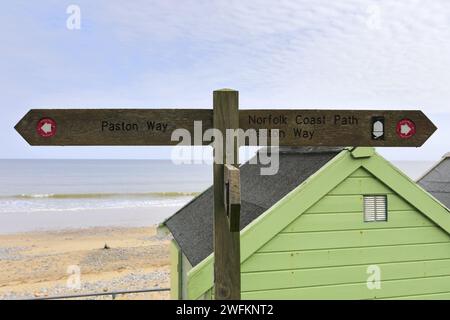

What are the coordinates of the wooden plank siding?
(257, 227, 449, 253)
(306, 194, 414, 214)
(169, 240, 181, 300)
(283, 211, 433, 233)
(242, 243, 450, 272)
(385, 291, 450, 300)
(240, 168, 450, 299)
(241, 276, 450, 300)
(181, 254, 193, 299)
(186, 153, 450, 300)
(241, 259, 450, 292)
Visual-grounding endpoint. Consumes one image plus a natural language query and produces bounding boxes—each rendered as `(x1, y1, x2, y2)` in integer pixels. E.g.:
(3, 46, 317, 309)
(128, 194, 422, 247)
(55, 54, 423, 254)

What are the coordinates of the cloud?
(99, 0, 450, 110)
(1, 1, 450, 160)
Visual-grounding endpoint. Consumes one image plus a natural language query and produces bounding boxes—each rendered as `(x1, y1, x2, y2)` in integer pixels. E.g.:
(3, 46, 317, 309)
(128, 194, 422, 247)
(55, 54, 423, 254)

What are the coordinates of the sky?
(1, 0, 450, 161)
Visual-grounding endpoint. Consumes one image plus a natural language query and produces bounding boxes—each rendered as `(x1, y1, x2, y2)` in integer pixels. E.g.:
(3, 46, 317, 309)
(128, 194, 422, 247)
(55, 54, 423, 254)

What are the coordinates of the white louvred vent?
(364, 195, 387, 222)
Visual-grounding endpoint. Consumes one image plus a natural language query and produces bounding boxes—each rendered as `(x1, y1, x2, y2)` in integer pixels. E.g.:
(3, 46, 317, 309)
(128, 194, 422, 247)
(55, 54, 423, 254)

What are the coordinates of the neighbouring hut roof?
(418, 153, 450, 210)
(163, 147, 344, 267)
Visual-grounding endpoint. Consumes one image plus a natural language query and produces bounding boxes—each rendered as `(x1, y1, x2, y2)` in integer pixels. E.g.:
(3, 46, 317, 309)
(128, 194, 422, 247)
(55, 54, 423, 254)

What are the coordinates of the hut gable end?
(186, 148, 450, 300)
(241, 167, 450, 299)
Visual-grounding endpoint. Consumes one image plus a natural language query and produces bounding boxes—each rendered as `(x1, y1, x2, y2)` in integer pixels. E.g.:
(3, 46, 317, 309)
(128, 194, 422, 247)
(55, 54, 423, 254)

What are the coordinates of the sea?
(0, 159, 434, 234)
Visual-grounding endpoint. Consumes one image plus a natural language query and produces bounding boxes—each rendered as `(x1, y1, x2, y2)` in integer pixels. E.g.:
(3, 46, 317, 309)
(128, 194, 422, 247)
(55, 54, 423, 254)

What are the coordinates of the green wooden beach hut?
(159, 147, 450, 300)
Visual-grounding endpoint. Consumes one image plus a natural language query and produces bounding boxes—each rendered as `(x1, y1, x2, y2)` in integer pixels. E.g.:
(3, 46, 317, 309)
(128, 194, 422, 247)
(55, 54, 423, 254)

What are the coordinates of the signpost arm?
(213, 89, 241, 300)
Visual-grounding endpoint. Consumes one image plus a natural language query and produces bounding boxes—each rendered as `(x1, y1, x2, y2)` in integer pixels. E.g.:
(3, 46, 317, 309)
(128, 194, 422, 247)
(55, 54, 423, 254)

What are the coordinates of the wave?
(0, 198, 192, 214)
(1, 191, 200, 200)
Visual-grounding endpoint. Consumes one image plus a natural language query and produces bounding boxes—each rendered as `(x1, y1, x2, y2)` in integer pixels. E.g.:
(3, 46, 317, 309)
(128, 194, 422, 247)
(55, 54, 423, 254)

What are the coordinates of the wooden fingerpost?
(213, 89, 241, 300)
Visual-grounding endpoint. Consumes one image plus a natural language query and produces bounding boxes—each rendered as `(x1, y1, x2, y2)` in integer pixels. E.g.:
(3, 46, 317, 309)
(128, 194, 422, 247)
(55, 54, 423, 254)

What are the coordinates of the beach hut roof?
(161, 147, 344, 267)
(418, 153, 450, 209)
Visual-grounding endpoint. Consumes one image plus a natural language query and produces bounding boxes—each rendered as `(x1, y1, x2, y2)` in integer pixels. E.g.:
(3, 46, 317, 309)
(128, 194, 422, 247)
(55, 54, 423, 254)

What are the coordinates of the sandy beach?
(0, 226, 171, 300)
(0, 159, 208, 300)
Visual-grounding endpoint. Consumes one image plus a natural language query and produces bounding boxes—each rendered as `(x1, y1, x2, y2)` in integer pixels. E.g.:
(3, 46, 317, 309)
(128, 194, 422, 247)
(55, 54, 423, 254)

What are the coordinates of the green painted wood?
(200, 285, 450, 300)
(181, 254, 193, 299)
(204, 289, 213, 300)
(283, 210, 433, 233)
(242, 243, 450, 272)
(240, 155, 450, 299)
(363, 153, 450, 233)
(190, 240, 450, 298)
(170, 240, 181, 300)
(241, 275, 450, 300)
(186, 148, 450, 300)
(306, 195, 363, 213)
(350, 168, 372, 178)
(187, 255, 214, 300)
(240, 150, 361, 260)
(386, 291, 450, 300)
(306, 194, 414, 214)
(241, 259, 450, 292)
(259, 227, 449, 253)
(187, 150, 359, 300)
(328, 177, 393, 195)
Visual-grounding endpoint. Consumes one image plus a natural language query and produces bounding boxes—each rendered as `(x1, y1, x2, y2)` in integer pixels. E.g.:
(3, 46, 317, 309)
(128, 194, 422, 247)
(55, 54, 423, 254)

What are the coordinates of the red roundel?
(36, 118, 57, 138)
(396, 119, 416, 139)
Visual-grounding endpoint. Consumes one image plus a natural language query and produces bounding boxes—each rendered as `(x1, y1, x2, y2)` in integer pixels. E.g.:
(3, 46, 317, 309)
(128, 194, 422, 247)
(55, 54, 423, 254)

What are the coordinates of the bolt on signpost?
(15, 89, 437, 300)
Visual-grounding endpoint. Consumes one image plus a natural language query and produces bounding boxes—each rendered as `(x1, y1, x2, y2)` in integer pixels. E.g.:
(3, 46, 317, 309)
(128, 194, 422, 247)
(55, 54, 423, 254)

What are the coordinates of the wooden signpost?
(213, 90, 241, 300)
(15, 89, 437, 300)
(16, 109, 435, 147)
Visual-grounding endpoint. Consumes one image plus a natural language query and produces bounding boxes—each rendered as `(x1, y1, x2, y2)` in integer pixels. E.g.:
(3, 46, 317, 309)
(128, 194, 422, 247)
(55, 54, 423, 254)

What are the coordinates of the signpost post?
(15, 89, 437, 300)
(213, 89, 241, 300)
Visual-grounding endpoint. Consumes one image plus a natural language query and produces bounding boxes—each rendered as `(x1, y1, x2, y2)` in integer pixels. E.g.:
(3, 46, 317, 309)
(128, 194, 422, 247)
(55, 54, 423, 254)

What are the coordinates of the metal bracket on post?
(224, 164, 241, 232)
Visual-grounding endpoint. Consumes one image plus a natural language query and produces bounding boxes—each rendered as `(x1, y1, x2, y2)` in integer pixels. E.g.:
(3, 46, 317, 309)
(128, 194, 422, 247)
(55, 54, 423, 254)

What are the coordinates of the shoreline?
(0, 206, 184, 235)
(0, 226, 171, 300)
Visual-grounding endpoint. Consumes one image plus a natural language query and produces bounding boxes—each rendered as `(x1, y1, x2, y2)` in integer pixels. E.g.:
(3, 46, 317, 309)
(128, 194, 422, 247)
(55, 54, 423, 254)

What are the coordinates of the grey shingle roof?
(418, 154, 450, 210)
(164, 147, 343, 267)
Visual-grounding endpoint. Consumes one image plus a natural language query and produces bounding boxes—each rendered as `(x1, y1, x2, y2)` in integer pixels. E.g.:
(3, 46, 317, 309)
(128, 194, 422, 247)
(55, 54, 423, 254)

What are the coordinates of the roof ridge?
(416, 154, 450, 182)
